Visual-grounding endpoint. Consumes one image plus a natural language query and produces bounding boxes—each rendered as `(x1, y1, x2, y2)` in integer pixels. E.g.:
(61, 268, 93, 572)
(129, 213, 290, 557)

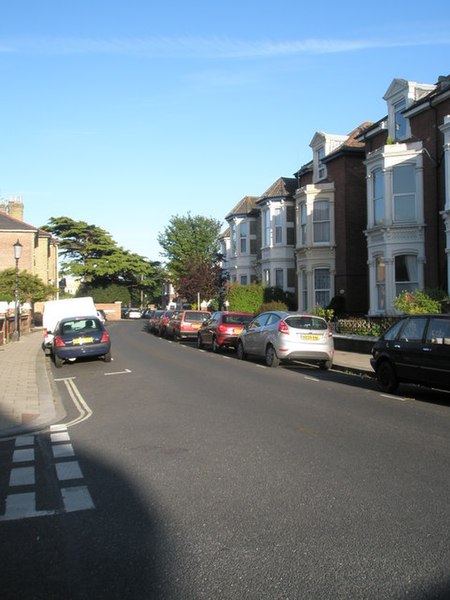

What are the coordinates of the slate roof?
(0, 211, 53, 237)
(258, 177, 297, 201)
(225, 195, 260, 219)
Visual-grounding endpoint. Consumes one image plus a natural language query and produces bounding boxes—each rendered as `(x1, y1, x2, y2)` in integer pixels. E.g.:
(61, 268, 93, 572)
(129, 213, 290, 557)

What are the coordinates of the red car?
(155, 309, 179, 337)
(196, 311, 254, 352)
(166, 310, 211, 341)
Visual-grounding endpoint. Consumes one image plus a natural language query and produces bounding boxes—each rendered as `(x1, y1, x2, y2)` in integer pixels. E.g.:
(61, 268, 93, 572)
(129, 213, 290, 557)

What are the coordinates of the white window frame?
(393, 164, 416, 223)
(274, 208, 283, 244)
(313, 200, 330, 243)
(314, 268, 331, 307)
(300, 202, 307, 245)
(395, 254, 418, 296)
(375, 256, 385, 311)
(373, 169, 385, 225)
(275, 269, 283, 289)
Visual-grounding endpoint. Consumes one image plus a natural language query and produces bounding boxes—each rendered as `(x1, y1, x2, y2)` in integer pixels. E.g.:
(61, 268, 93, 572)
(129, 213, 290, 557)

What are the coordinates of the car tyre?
(197, 334, 204, 349)
(53, 353, 63, 368)
(212, 337, 221, 353)
(319, 360, 332, 370)
(236, 341, 247, 360)
(265, 345, 280, 368)
(104, 351, 112, 363)
(376, 360, 398, 393)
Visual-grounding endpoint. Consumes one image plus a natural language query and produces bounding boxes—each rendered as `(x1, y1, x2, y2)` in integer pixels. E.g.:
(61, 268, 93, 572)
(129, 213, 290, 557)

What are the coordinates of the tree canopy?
(42, 216, 166, 304)
(157, 213, 222, 284)
(0, 269, 56, 304)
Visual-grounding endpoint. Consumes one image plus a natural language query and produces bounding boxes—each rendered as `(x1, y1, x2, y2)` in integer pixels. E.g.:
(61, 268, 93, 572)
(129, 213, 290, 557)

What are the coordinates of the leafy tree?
(42, 216, 166, 304)
(157, 213, 222, 284)
(178, 258, 223, 305)
(0, 269, 56, 304)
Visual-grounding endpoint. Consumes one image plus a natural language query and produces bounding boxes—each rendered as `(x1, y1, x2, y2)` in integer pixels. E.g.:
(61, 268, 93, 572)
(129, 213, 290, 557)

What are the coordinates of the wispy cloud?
(1, 34, 450, 59)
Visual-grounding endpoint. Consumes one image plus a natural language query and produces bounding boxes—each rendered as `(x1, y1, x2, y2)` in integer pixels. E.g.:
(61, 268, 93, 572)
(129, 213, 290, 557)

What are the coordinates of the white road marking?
(61, 378, 93, 428)
(12, 448, 34, 463)
(62, 486, 95, 512)
(55, 461, 84, 481)
(0, 492, 54, 521)
(14, 435, 35, 447)
(50, 431, 70, 443)
(104, 368, 131, 376)
(9, 466, 35, 486)
(304, 376, 320, 382)
(52, 443, 75, 458)
(380, 393, 407, 401)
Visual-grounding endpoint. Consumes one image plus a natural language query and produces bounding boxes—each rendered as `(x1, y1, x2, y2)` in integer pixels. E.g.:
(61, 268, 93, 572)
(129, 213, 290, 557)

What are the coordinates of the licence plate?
(73, 337, 93, 345)
(301, 334, 320, 341)
(233, 328, 243, 334)
(192, 323, 201, 329)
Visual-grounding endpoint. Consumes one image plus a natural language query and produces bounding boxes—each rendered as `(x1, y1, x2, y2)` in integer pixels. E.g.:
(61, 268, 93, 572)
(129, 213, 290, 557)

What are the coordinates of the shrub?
(226, 282, 264, 313)
(393, 290, 441, 314)
(312, 305, 334, 323)
(258, 301, 288, 313)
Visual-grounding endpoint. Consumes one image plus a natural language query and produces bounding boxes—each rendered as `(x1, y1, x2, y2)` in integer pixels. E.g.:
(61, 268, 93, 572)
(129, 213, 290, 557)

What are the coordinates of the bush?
(78, 283, 131, 305)
(312, 305, 334, 323)
(393, 290, 441, 314)
(226, 283, 264, 313)
(263, 287, 296, 310)
(258, 301, 288, 313)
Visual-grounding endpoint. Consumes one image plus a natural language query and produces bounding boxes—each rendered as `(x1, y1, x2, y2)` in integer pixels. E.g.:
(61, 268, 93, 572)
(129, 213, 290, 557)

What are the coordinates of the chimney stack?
(5, 197, 24, 221)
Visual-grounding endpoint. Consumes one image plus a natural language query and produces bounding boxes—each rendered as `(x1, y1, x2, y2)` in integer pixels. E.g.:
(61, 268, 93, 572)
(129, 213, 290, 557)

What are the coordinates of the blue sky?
(1, 1, 449, 262)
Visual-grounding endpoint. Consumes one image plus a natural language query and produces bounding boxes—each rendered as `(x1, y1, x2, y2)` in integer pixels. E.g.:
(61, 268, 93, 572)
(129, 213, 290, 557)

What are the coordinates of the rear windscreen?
(185, 312, 209, 322)
(223, 315, 253, 325)
(285, 316, 327, 330)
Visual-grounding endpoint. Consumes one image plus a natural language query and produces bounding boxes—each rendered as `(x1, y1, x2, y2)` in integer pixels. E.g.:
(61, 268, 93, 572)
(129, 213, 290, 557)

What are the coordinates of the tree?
(157, 213, 222, 284)
(0, 269, 56, 304)
(178, 258, 223, 306)
(42, 216, 166, 303)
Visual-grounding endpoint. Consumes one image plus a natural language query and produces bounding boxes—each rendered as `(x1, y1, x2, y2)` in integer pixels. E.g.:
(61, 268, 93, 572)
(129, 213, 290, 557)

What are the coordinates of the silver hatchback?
(236, 311, 334, 369)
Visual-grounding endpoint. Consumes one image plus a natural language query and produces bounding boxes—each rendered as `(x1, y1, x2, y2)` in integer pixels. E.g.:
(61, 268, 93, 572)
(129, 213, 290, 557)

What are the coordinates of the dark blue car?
(51, 315, 111, 368)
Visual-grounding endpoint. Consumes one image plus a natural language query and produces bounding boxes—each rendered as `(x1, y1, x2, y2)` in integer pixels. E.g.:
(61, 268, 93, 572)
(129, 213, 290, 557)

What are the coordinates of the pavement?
(0, 328, 374, 439)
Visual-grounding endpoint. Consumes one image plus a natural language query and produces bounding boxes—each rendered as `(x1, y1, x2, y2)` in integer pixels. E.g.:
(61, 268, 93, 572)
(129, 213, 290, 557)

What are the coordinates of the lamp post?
(12, 239, 22, 341)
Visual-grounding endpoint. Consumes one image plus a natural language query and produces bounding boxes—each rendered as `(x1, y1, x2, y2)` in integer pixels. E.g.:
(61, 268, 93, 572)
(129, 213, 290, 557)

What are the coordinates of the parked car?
(148, 309, 165, 333)
(155, 309, 179, 337)
(236, 311, 334, 369)
(51, 315, 111, 368)
(166, 310, 211, 341)
(127, 308, 142, 319)
(197, 311, 254, 352)
(370, 314, 450, 393)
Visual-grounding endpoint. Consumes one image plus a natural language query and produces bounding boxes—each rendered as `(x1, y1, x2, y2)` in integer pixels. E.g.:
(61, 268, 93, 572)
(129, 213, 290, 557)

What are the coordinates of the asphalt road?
(1, 319, 450, 599)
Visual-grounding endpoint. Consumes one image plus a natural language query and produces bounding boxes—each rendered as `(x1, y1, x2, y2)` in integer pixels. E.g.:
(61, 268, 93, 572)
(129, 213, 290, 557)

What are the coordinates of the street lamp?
(12, 239, 22, 341)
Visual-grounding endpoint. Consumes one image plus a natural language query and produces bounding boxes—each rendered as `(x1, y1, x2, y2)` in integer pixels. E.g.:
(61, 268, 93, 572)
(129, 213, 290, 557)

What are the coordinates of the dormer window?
(317, 146, 326, 180)
(394, 98, 407, 140)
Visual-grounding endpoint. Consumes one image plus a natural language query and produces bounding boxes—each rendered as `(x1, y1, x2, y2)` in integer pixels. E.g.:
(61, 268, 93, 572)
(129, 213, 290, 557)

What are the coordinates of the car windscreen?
(61, 318, 102, 334)
(223, 315, 253, 325)
(185, 311, 209, 322)
(285, 316, 328, 330)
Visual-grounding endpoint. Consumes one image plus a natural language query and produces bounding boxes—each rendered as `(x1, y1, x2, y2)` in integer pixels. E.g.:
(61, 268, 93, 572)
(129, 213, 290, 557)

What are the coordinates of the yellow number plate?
(302, 334, 320, 341)
(73, 337, 93, 345)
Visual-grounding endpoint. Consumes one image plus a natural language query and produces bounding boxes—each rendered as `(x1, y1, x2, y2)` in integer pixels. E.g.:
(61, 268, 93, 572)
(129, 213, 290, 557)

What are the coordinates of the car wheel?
(265, 345, 280, 368)
(53, 353, 63, 368)
(236, 341, 247, 360)
(376, 360, 398, 393)
(104, 351, 112, 363)
(212, 337, 221, 353)
(319, 360, 332, 370)
(197, 334, 204, 349)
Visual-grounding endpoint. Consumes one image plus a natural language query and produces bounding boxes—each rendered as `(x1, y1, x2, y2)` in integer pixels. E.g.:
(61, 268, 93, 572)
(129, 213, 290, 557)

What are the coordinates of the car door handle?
(422, 347, 432, 352)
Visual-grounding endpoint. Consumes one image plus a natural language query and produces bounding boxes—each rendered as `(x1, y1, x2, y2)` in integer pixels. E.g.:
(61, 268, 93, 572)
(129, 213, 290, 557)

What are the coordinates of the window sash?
(313, 201, 330, 243)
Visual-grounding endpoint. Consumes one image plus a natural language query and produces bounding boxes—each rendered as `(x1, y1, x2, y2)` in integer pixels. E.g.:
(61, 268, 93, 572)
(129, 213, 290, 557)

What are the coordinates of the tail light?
(54, 336, 65, 347)
(100, 331, 110, 343)
(328, 326, 333, 338)
(278, 320, 289, 334)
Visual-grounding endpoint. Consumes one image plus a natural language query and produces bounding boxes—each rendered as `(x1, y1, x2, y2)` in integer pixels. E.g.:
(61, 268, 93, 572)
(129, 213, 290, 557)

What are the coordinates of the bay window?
(395, 254, 418, 295)
(313, 200, 330, 243)
(393, 164, 416, 222)
(314, 268, 330, 307)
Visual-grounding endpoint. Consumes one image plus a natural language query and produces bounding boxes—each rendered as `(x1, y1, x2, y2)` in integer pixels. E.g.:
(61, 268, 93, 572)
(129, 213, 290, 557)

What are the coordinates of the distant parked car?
(155, 309, 179, 337)
(197, 311, 254, 352)
(370, 314, 450, 393)
(148, 309, 165, 333)
(127, 308, 142, 319)
(166, 310, 211, 341)
(236, 311, 334, 369)
(51, 316, 111, 368)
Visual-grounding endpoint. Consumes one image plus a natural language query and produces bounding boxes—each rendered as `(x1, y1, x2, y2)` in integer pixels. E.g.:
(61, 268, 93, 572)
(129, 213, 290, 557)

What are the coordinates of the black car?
(51, 315, 111, 368)
(370, 314, 450, 393)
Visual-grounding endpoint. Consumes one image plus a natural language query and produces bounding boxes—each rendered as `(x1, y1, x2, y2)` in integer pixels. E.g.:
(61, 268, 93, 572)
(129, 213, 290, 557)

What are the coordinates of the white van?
(42, 297, 97, 350)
